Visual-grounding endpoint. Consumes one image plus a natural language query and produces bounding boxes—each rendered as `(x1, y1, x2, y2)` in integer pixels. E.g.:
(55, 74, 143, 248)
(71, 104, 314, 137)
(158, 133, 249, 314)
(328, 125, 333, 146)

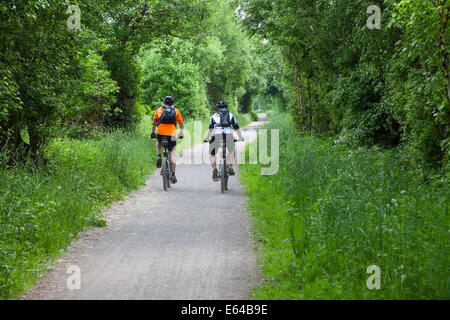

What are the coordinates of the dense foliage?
(138, 0, 265, 119)
(237, 0, 450, 171)
(0, 0, 269, 164)
(1, 0, 253, 163)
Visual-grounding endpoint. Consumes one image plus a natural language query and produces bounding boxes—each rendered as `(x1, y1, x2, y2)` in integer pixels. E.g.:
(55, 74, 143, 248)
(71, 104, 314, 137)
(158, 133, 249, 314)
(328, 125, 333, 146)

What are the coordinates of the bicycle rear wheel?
(221, 163, 226, 193)
(162, 156, 169, 191)
(225, 171, 228, 191)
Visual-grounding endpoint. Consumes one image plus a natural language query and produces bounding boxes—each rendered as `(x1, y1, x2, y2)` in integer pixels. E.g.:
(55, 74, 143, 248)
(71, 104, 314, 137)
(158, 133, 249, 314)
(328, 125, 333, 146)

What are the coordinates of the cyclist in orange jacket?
(151, 96, 184, 183)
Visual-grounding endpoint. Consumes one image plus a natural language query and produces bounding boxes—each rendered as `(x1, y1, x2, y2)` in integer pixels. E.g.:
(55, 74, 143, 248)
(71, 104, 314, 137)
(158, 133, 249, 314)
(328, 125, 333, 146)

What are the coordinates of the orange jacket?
(153, 106, 183, 136)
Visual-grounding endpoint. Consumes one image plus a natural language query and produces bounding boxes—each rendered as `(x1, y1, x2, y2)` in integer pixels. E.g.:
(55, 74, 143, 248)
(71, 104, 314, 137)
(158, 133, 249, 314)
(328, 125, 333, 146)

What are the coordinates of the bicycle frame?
(219, 133, 228, 193)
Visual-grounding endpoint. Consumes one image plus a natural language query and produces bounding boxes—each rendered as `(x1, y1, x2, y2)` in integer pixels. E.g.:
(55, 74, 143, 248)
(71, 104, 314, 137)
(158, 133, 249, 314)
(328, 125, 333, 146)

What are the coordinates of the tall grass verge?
(240, 113, 449, 299)
(0, 128, 155, 299)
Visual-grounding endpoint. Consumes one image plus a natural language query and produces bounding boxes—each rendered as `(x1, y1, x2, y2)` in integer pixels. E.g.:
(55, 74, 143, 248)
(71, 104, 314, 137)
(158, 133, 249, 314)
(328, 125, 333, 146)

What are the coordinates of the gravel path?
(22, 116, 267, 300)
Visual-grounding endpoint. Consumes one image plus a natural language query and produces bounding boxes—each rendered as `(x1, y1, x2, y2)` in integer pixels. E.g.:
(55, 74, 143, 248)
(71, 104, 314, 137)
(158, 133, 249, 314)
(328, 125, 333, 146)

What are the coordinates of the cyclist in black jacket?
(204, 102, 244, 181)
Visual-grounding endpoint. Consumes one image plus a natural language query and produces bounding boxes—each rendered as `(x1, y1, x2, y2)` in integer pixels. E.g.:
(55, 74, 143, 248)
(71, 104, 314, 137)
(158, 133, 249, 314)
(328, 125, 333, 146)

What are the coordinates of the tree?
(0, 0, 215, 162)
(236, 0, 449, 168)
(0, 0, 85, 162)
(139, 38, 209, 119)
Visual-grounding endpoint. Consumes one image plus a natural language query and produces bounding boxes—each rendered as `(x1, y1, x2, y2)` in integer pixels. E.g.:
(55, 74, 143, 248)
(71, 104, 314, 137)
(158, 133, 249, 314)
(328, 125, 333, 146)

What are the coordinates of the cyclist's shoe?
(212, 168, 219, 181)
(227, 167, 235, 176)
(156, 155, 162, 168)
(170, 172, 177, 184)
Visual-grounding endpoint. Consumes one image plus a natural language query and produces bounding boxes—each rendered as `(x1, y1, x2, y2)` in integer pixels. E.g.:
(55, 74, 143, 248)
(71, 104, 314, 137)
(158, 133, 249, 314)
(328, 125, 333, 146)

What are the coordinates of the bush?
(250, 110, 259, 121)
(235, 113, 253, 128)
(385, 60, 448, 170)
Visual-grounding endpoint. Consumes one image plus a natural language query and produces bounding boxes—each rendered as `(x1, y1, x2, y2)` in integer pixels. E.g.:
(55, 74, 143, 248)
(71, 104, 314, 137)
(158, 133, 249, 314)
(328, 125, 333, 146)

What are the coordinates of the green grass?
(240, 113, 449, 299)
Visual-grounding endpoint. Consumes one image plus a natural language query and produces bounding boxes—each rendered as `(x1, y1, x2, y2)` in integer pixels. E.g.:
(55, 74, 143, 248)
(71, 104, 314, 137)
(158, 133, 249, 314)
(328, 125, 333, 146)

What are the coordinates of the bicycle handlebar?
(204, 139, 242, 143)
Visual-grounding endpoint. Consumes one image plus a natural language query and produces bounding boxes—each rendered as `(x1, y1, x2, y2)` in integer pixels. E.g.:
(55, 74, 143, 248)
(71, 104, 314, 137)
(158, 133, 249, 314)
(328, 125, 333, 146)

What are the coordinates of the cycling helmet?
(216, 101, 228, 109)
(163, 96, 175, 105)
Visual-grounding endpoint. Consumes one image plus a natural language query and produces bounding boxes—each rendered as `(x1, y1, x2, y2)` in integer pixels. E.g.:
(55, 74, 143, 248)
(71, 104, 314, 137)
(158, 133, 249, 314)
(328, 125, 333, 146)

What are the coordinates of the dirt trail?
(22, 115, 267, 300)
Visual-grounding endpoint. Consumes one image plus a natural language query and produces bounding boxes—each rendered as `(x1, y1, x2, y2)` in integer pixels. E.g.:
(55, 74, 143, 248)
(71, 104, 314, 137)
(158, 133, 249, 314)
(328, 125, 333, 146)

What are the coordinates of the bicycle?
(160, 136, 182, 191)
(210, 132, 239, 194)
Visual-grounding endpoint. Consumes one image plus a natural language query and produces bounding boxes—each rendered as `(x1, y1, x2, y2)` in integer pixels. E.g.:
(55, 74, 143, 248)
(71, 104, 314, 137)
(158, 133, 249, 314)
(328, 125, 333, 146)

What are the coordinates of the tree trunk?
(293, 62, 305, 130)
(28, 123, 44, 165)
(438, 1, 450, 103)
(1, 111, 28, 164)
(306, 77, 313, 130)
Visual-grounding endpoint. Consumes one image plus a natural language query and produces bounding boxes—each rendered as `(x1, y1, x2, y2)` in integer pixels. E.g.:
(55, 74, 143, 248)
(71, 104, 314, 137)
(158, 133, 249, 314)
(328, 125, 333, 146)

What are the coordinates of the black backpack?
(218, 108, 231, 127)
(157, 106, 177, 126)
